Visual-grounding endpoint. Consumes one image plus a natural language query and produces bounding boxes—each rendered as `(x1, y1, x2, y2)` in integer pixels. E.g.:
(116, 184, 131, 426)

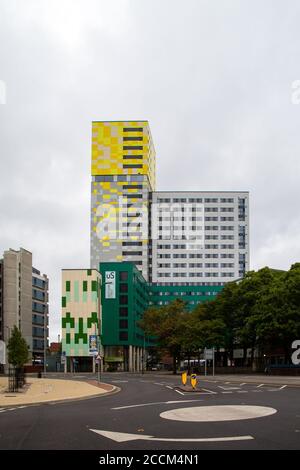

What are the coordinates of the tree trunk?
(172, 355, 177, 375)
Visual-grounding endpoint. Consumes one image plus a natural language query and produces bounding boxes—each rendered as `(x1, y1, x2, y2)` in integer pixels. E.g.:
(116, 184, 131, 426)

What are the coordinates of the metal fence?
(8, 367, 26, 392)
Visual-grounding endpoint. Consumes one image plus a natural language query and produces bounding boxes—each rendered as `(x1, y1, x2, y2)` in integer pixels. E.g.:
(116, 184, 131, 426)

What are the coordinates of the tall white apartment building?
(150, 191, 249, 284)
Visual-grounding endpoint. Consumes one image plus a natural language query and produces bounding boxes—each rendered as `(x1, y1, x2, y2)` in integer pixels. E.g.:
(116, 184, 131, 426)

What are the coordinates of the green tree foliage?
(7, 326, 29, 367)
(140, 264, 300, 370)
(139, 299, 188, 374)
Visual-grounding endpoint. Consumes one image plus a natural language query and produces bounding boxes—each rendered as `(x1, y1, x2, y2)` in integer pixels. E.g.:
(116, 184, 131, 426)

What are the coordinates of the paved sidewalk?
(0, 377, 117, 407)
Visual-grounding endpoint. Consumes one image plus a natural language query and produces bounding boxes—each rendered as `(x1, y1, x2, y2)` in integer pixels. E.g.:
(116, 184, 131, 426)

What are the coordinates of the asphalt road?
(0, 373, 299, 450)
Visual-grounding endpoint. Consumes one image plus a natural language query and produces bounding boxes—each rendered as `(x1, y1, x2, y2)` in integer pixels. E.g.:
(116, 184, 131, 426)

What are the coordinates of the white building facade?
(150, 191, 249, 284)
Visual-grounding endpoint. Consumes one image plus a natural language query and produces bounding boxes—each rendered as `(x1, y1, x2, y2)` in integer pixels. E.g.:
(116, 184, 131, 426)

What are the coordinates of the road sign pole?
(204, 348, 207, 376)
(213, 347, 215, 377)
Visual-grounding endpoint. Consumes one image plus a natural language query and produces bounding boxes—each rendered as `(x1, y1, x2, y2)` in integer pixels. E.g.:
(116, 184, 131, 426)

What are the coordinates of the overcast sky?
(1, 0, 300, 342)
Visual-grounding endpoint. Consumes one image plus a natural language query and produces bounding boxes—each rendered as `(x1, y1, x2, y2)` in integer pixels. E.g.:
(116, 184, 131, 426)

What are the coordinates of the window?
(205, 198, 218, 203)
(119, 283, 128, 293)
(123, 164, 143, 169)
(122, 241, 142, 246)
(220, 198, 234, 203)
(123, 145, 143, 150)
(123, 155, 143, 160)
(94, 175, 114, 182)
(119, 319, 128, 328)
(123, 127, 143, 132)
(123, 136, 143, 141)
(120, 271, 128, 281)
(122, 185, 143, 190)
(119, 331, 128, 341)
(122, 251, 142, 256)
(119, 307, 128, 316)
(120, 295, 128, 305)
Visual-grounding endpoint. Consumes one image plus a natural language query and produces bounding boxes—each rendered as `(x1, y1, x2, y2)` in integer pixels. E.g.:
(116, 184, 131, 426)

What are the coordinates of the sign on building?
(89, 335, 98, 356)
(105, 271, 116, 299)
(0, 340, 6, 365)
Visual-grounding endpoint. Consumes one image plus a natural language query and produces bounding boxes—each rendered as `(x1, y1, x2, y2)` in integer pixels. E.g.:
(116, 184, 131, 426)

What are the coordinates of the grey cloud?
(1, 0, 300, 341)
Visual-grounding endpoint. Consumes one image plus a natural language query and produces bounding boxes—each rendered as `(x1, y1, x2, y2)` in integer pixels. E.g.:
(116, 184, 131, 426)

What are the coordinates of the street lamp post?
(142, 335, 146, 375)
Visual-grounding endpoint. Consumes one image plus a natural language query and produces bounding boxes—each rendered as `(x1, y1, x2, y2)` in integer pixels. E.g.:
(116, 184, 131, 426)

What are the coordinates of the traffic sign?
(205, 349, 214, 360)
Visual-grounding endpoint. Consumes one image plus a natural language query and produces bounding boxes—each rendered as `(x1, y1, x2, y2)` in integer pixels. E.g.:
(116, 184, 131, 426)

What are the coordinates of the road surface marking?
(279, 385, 287, 390)
(112, 399, 203, 410)
(252, 390, 262, 393)
(154, 383, 165, 386)
(174, 389, 185, 395)
(237, 391, 248, 393)
(222, 391, 233, 394)
(160, 405, 277, 422)
(111, 380, 128, 383)
(257, 384, 264, 388)
(90, 429, 254, 443)
(202, 388, 217, 394)
(218, 386, 240, 390)
(240, 383, 247, 386)
(166, 386, 173, 390)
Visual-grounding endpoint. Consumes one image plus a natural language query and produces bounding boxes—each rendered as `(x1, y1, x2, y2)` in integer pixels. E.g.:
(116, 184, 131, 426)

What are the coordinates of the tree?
(7, 326, 29, 368)
(139, 299, 187, 374)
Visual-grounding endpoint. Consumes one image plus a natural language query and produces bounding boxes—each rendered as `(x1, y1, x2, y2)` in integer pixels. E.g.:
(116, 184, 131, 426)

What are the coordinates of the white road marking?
(90, 429, 254, 443)
(112, 399, 203, 410)
(166, 386, 173, 390)
(202, 388, 217, 394)
(111, 380, 128, 383)
(0, 410, 7, 413)
(160, 405, 277, 422)
(240, 383, 247, 386)
(218, 386, 241, 390)
(222, 391, 233, 394)
(257, 384, 264, 388)
(237, 391, 248, 393)
(154, 383, 165, 386)
(174, 389, 185, 395)
(252, 390, 262, 393)
(279, 385, 287, 390)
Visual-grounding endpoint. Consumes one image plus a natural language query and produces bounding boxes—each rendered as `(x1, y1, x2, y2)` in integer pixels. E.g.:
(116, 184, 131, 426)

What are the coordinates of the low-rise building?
(61, 269, 102, 373)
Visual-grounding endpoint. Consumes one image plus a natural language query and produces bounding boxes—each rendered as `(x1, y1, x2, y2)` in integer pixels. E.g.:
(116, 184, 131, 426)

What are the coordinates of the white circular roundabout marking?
(160, 405, 277, 422)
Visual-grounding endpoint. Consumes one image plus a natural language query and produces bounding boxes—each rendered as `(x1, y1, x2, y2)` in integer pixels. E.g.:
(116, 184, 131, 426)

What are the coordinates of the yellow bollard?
(190, 373, 197, 390)
(181, 371, 187, 386)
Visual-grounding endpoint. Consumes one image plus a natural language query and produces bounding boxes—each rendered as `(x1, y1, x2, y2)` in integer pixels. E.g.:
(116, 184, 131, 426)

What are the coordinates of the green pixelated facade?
(61, 269, 102, 357)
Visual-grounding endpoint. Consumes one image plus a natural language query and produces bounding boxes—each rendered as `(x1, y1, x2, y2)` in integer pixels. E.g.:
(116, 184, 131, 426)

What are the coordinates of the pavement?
(0, 372, 299, 450)
(0, 376, 117, 407)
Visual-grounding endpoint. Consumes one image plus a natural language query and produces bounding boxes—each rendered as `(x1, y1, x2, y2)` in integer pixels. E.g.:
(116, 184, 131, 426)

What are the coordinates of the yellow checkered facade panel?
(91, 121, 156, 190)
